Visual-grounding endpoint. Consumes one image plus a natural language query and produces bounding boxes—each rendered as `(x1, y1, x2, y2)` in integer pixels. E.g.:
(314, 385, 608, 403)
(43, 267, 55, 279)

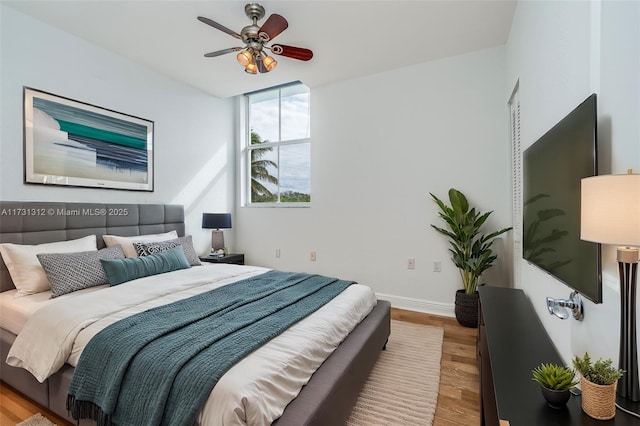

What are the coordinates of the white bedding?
(0, 285, 107, 336)
(5, 263, 377, 426)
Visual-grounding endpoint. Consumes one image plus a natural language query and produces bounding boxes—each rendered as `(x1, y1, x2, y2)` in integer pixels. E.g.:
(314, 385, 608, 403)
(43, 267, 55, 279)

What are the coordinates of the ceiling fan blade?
(197, 16, 242, 40)
(204, 47, 243, 58)
(270, 44, 313, 61)
(258, 14, 288, 42)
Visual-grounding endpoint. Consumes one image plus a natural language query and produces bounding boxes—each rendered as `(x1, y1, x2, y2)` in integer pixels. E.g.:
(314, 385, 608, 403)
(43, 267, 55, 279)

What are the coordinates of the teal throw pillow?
(100, 246, 191, 286)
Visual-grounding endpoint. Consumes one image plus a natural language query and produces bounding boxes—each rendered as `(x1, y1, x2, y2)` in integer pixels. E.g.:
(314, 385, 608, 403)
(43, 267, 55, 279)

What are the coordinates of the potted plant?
(430, 188, 512, 327)
(572, 352, 624, 420)
(532, 363, 579, 408)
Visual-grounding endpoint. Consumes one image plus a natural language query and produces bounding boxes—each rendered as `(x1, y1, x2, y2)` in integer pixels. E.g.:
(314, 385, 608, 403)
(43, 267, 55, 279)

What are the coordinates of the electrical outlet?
(310, 251, 317, 261)
(408, 258, 415, 269)
(275, 249, 281, 258)
(433, 260, 441, 272)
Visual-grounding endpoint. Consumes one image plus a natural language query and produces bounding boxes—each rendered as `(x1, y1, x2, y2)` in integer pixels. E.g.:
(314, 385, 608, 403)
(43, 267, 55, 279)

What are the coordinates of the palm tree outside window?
(246, 82, 310, 205)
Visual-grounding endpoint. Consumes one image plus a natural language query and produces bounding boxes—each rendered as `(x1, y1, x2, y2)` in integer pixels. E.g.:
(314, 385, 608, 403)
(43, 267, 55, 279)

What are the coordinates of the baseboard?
(376, 292, 455, 317)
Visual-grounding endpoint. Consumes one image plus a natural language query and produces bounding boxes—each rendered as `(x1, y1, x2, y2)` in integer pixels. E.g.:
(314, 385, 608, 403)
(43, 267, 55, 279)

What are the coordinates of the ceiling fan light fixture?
(236, 50, 252, 66)
(245, 60, 258, 74)
(199, 3, 313, 74)
(262, 55, 277, 71)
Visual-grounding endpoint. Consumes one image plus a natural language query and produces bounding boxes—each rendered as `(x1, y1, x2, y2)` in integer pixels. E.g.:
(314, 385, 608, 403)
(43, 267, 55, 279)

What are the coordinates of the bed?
(0, 201, 390, 426)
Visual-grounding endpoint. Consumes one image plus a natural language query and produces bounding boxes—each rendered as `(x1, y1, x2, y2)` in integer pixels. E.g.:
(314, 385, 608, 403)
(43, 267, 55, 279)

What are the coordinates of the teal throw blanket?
(67, 270, 353, 426)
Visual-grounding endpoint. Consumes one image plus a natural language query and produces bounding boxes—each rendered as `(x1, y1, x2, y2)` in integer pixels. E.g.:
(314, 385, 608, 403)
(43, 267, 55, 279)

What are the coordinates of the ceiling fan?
(198, 3, 314, 74)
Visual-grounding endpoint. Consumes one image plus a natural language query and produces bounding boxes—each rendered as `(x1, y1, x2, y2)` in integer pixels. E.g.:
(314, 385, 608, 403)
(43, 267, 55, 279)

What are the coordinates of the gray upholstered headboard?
(0, 201, 185, 292)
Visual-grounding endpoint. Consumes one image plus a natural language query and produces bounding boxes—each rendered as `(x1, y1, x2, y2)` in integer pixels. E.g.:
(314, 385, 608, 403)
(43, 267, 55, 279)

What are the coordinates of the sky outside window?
(249, 84, 310, 200)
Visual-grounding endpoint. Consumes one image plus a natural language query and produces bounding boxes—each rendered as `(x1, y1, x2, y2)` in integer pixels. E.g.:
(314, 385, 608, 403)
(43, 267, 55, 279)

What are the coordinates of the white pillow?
(102, 231, 178, 258)
(0, 235, 97, 297)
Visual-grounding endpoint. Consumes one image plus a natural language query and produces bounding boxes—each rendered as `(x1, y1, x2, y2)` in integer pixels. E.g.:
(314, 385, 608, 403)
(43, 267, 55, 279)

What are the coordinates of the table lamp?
(581, 169, 640, 413)
(202, 213, 232, 253)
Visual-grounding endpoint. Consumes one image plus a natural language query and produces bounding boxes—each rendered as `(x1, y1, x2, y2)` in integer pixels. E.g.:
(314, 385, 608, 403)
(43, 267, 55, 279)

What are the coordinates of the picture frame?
(23, 87, 154, 191)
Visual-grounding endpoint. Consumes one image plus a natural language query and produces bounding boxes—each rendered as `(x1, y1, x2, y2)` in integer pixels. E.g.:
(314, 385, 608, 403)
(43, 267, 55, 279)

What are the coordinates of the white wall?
(0, 4, 513, 317)
(0, 5, 236, 254)
(506, 0, 640, 365)
(236, 47, 512, 315)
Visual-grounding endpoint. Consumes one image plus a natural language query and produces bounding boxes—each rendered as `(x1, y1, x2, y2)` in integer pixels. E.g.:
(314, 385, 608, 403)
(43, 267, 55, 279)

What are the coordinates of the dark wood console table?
(478, 286, 637, 425)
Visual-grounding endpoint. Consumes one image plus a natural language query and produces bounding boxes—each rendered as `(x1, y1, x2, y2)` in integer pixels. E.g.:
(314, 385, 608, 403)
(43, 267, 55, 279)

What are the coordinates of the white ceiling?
(5, 0, 517, 98)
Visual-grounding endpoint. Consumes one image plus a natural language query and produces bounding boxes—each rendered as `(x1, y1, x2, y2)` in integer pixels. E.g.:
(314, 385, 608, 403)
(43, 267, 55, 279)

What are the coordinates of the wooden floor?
(391, 308, 480, 426)
(0, 308, 480, 426)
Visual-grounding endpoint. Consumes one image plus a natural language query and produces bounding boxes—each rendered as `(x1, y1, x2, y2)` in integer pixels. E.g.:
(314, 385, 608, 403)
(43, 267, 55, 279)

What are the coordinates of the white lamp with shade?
(581, 169, 640, 413)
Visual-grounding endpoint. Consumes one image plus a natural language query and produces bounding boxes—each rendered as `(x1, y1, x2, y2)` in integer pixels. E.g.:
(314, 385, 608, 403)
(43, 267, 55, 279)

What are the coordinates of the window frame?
(243, 82, 311, 207)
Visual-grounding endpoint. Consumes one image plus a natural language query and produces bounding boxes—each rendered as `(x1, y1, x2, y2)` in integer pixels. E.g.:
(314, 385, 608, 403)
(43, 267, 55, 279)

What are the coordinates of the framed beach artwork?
(23, 87, 154, 191)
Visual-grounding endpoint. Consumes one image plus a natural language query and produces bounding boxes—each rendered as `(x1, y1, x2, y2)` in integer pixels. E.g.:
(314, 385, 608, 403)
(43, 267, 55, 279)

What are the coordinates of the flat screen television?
(522, 93, 602, 303)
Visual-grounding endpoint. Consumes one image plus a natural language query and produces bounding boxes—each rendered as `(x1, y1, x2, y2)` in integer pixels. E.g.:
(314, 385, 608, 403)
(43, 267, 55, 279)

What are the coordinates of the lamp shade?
(202, 213, 232, 229)
(581, 173, 640, 246)
(262, 55, 277, 71)
(245, 62, 258, 74)
(237, 50, 252, 66)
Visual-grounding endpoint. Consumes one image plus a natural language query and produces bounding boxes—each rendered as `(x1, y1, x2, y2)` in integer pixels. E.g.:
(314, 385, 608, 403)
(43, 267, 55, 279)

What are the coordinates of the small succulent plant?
(572, 352, 624, 386)
(532, 362, 579, 390)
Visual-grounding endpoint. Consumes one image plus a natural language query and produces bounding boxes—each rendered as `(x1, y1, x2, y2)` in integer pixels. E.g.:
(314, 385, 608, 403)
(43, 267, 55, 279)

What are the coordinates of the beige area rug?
(347, 320, 445, 426)
(16, 413, 56, 426)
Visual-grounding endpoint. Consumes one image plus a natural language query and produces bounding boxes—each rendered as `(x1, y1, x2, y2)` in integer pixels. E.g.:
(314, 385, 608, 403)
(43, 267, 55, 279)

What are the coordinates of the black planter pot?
(454, 289, 479, 328)
(540, 386, 571, 409)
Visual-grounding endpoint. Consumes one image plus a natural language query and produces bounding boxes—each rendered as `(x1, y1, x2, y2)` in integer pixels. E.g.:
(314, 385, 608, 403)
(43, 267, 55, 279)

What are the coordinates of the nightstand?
(199, 253, 245, 265)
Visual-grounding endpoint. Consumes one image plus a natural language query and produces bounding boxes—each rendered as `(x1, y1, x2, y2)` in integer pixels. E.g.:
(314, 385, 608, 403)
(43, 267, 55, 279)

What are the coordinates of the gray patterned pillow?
(134, 240, 180, 256)
(133, 235, 201, 266)
(37, 245, 125, 298)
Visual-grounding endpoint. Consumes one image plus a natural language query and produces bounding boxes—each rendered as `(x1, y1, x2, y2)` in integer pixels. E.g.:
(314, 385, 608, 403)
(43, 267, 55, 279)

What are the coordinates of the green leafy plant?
(572, 352, 624, 385)
(430, 188, 512, 294)
(250, 131, 279, 202)
(532, 363, 579, 390)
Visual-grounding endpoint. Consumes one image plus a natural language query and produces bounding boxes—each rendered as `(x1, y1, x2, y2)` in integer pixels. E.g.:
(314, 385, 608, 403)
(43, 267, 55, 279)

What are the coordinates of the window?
(509, 83, 521, 247)
(509, 82, 521, 287)
(245, 83, 310, 205)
